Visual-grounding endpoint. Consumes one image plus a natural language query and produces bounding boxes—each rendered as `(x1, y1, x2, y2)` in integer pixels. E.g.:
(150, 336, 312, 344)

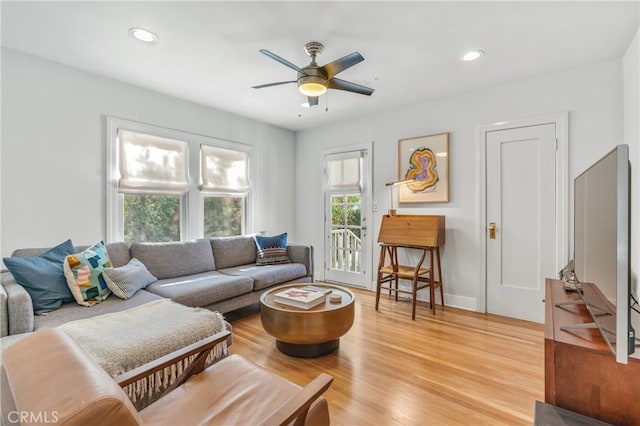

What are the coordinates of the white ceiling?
(2, 1, 638, 132)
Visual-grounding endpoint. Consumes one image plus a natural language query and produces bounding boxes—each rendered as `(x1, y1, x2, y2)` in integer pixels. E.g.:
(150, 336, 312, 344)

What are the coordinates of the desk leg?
(392, 246, 398, 299)
(429, 248, 436, 315)
(375, 247, 386, 311)
(436, 247, 444, 307)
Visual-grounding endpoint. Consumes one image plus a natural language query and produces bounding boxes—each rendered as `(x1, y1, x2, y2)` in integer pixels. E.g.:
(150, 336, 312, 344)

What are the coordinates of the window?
(117, 130, 189, 244)
(326, 151, 364, 274)
(200, 145, 250, 237)
(203, 197, 243, 237)
(124, 194, 181, 244)
(107, 118, 252, 243)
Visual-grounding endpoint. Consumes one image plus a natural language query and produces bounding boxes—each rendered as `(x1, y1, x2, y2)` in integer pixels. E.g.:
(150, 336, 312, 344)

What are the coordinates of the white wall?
(1, 48, 297, 258)
(623, 28, 639, 330)
(296, 59, 625, 310)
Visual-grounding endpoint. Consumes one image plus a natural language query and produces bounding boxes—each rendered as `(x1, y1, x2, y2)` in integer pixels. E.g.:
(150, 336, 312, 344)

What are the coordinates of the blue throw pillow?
(254, 233, 290, 266)
(3, 239, 76, 314)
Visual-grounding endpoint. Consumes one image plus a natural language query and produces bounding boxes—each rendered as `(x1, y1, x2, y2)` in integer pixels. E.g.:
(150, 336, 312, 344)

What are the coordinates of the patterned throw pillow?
(103, 258, 157, 299)
(254, 233, 290, 266)
(63, 241, 112, 306)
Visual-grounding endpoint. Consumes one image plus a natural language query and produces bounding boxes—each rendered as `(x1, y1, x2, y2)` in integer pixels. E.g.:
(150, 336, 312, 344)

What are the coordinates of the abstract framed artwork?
(397, 132, 449, 203)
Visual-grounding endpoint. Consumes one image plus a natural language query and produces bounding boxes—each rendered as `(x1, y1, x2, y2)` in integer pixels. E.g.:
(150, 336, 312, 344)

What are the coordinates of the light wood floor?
(228, 287, 544, 425)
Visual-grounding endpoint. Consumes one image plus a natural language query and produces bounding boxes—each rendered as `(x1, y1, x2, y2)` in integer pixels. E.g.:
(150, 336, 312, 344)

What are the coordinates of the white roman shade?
(118, 130, 190, 194)
(200, 144, 250, 193)
(327, 151, 363, 193)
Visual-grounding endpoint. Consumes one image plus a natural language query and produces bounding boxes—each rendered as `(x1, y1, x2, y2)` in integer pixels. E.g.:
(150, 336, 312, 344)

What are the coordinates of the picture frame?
(397, 132, 449, 203)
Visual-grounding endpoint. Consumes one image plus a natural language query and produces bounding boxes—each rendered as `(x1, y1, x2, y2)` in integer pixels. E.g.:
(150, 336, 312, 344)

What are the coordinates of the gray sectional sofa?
(0, 235, 313, 337)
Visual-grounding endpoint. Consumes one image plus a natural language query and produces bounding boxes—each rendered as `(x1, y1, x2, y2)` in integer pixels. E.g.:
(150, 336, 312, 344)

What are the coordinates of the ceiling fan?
(252, 41, 374, 106)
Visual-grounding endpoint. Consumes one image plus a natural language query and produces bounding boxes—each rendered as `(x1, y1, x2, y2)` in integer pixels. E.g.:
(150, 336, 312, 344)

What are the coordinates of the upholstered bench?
(57, 299, 229, 409)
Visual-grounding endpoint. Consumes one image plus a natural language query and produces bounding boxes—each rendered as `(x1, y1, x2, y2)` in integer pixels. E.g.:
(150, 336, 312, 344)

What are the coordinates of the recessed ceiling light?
(461, 50, 484, 62)
(129, 28, 158, 44)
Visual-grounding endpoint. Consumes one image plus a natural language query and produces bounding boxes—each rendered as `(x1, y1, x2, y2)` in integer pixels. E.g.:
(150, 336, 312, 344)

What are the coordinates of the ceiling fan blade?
(252, 81, 297, 89)
(308, 96, 319, 106)
(327, 78, 374, 96)
(259, 49, 306, 75)
(320, 52, 365, 78)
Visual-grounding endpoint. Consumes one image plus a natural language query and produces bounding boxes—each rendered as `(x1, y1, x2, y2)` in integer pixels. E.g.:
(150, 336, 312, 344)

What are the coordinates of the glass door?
(324, 148, 370, 288)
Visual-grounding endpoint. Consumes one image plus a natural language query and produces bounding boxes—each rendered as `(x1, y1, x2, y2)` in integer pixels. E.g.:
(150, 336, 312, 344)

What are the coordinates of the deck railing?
(331, 228, 361, 272)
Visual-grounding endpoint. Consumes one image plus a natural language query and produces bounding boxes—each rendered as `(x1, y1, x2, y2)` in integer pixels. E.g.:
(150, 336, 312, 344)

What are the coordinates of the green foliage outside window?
(124, 194, 180, 244)
(204, 197, 242, 237)
(331, 195, 362, 238)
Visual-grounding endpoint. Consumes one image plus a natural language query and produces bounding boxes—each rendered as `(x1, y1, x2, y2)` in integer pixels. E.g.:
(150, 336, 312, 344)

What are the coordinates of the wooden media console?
(545, 278, 640, 425)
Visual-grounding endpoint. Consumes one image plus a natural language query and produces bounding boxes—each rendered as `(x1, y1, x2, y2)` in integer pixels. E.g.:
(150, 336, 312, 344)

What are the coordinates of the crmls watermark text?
(7, 411, 59, 424)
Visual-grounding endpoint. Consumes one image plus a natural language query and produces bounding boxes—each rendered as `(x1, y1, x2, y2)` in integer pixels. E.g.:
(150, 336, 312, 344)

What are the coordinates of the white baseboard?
(369, 280, 478, 312)
(441, 293, 478, 311)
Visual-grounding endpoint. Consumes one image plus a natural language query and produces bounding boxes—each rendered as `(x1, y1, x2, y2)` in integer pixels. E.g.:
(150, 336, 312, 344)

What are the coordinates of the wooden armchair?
(1, 328, 333, 426)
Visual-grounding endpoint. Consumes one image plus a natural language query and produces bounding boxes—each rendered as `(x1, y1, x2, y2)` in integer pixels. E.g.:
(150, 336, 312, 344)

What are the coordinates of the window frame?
(107, 117, 253, 243)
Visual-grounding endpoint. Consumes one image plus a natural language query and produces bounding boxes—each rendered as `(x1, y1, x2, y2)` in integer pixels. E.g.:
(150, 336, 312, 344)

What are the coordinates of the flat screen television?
(573, 144, 635, 363)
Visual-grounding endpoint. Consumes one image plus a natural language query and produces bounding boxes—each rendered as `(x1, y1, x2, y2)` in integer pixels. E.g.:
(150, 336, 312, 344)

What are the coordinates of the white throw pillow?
(103, 258, 157, 299)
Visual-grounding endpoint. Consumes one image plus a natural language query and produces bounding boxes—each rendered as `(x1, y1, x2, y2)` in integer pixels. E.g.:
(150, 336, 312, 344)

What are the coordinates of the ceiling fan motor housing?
(298, 41, 328, 95)
(298, 67, 328, 87)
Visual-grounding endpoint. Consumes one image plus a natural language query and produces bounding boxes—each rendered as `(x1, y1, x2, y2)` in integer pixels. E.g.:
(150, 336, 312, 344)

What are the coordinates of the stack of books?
(274, 287, 329, 309)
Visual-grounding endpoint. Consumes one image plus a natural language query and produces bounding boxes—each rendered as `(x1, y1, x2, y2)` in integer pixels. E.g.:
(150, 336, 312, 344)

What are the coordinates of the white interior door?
(486, 123, 558, 323)
(324, 147, 371, 288)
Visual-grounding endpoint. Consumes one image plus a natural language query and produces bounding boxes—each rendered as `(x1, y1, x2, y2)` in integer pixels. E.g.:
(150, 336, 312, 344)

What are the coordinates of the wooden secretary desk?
(375, 214, 445, 319)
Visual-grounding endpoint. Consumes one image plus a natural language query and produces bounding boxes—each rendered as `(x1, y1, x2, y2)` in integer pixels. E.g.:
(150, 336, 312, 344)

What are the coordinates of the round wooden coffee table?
(260, 283, 355, 358)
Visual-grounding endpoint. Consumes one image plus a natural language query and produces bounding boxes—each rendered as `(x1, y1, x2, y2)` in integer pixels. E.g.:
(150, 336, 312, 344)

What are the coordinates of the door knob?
(488, 222, 496, 239)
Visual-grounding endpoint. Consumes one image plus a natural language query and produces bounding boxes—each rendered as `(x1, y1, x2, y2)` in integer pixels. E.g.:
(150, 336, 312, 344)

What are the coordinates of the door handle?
(488, 222, 496, 239)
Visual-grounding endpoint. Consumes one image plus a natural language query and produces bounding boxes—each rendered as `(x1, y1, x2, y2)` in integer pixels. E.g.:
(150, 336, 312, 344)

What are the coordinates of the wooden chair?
(1, 328, 333, 426)
(375, 215, 445, 320)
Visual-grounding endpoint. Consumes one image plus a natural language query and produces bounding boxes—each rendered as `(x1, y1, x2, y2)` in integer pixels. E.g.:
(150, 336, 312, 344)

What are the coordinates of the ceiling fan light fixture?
(298, 76, 327, 97)
(299, 82, 327, 97)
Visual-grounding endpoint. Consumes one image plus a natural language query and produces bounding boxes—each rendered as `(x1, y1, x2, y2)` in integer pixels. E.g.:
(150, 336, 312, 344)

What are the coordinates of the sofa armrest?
(0, 273, 34, 336)
(0, 279, 7, 337)
(287, 243, 314, 281)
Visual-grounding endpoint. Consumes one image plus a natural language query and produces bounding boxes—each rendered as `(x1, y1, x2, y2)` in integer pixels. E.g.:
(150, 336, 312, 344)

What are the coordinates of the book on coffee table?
(300, 285, 332, 295)
(274, 288, 326, 310)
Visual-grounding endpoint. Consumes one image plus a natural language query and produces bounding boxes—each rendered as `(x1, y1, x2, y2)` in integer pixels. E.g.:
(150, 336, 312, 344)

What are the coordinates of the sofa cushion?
(130, 240, 215, 280)
(11, 241, 74, 258)
(63, 241, 112, 307)
(103, 258, 157, 299)
(32, 290, 163, 330)
(210, 235, 256, 269)
(145, 271, 253, 307)
(218, 263, 307, 291)
(3, 239, 75, 314)
(254, 233, 290, 266)
(105, 242, 132, 268)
